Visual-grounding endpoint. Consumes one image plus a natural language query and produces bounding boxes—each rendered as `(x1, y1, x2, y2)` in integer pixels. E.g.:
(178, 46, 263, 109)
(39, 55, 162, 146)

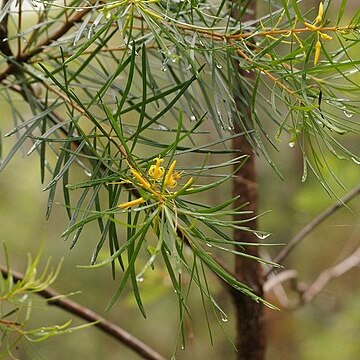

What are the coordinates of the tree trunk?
(232, 1, 266, 359)
(232, 134, 265, 360)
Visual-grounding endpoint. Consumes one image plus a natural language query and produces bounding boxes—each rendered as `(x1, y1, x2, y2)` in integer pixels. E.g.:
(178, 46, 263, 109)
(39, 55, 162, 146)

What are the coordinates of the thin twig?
(302, 246, 360, 303)
(0, 6, 92, 81)
(267, 183, 360, 277)
(0, 264, 166, 360)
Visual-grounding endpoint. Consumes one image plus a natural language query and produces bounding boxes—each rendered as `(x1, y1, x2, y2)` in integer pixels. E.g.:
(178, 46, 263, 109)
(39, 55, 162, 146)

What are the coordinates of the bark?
(232, 133, 265, 360)
(231, 1, 266, 359)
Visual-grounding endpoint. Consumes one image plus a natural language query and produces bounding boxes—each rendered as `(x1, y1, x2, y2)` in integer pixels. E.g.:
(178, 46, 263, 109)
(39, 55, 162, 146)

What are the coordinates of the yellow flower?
(304, 22, 318, 31)
(320, 33, 332, 41)
(164, 160, 178, 188)
(130, 168, 151, 189)
(165, 171, 182, 188)
(119, 197, 146, 209)
(315, 2, 324, 24)
(148, 157, 165, 180)
(314, 40, 321, 65)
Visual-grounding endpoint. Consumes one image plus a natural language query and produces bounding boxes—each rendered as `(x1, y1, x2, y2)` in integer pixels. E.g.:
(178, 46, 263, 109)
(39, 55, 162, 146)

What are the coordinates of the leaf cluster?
(0, 243, 92, 358)
(0, 0, 359, 345)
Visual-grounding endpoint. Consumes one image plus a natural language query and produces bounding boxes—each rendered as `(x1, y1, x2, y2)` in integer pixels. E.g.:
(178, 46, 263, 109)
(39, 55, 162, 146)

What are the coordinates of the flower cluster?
(118, 157, 191, 209)
(303, 2, 332, 65)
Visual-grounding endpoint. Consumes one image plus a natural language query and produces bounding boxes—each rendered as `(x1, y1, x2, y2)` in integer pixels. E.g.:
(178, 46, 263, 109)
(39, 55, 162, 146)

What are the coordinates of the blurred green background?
(1, 1, 360, 359)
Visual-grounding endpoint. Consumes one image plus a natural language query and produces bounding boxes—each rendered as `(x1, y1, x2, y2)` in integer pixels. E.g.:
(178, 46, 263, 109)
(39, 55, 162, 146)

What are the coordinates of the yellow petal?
(320, 33, 332, 41)
(314, 41, 321, 65)
(165, 160, 177, 185)
(119, 197, 145, 209)
(304, 22, 318, 31)
(315, 2, 324, 23)
(130, 168, 151, 189)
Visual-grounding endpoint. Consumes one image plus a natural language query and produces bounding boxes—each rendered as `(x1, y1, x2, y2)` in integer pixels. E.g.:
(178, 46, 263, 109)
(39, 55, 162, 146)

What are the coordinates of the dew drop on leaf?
(343, 110, 354, 118)
(221, 314, 229, 322)
(254, 232, 270, 240)
(351, 157, 360, 165)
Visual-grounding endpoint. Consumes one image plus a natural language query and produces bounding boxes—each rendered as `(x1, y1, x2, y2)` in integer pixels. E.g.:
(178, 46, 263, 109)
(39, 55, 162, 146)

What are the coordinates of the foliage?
(0, 243, 93, 358)
(0, 0, 359, 355)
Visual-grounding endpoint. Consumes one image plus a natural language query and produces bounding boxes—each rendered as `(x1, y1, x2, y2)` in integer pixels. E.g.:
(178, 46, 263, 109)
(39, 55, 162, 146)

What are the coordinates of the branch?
(0, 264, 166, 360)
(0, 0, 13, 58)
(263, 242, 360, 308)
(19, 7, 92, 62)
(0, 6, 92, 81)
(302, 246, 360, 303)
(267, 183, 360, 276)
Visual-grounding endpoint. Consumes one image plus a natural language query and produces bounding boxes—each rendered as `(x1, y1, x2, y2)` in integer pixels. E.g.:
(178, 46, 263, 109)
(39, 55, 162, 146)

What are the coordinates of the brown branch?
(264, 245, 360, 308)
(0, 264, 166, 360)
(230, 2, 266, 359)
(302, 246, 360, 303)
(268, 183, 360, 275)
(19, 7, 92, 62)
(0, 0, 13, 58)
(0, 6, 92, 81)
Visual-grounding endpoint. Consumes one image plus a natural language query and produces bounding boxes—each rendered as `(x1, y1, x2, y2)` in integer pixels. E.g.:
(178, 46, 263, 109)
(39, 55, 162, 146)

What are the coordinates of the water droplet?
(206, 243, 212, 248)
(301, 165, 308, 182)
(288, 141, 295, 148)
(181, 345, 185, 350)
(136, 276, 144, 283)
(161, 58, 169, 72)
(75, 8, 84, 12)
(221, 314, 229, 322)
(254, 232, 270, 240)
(190, 115, 196, 121)
(216, 63, 223, 69)
(154, 124, 168, 131)
(2, 38, 8, 42)
(351, 157, 360, 165)
(343, 110, 354, 118)
(217, 110, 224, 125)
(84, 170, 92, 177)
